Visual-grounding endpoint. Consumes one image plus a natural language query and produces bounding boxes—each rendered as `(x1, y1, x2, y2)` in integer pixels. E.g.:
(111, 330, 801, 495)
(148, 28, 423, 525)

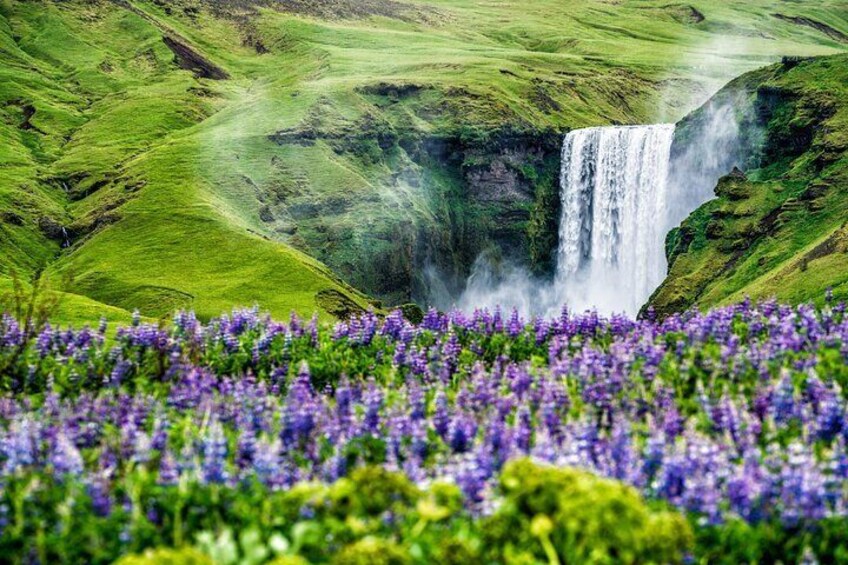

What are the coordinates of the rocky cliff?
(648, 54, 848, 316)
(266, 119, 562, 306)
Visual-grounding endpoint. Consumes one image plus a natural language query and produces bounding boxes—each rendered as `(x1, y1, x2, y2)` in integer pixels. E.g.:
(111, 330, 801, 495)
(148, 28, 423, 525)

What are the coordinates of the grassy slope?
(649, 54, 848, 314)
(0, 0, 371, 322)
(0, 0, 845, 322)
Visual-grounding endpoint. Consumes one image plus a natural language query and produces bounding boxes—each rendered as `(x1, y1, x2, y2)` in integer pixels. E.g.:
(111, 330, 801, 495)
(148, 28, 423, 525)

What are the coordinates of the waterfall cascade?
(555, 125, 675, 315)
(451, 117, 738, 318)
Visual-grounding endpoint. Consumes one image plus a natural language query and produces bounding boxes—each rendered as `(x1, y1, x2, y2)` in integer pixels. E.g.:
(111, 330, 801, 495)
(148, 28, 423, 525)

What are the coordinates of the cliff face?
(265, 125, 563, 306)
(647, 55, 848, 316)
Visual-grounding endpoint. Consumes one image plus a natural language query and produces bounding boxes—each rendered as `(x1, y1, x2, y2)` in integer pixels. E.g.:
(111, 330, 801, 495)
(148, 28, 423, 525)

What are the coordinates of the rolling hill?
(1, 0, 846, 322)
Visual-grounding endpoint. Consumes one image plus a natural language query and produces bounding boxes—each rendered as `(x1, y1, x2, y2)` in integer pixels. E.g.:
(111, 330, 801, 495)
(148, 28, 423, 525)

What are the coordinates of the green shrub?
(1, 462, 698, 564)
(328, 466, 421, 518)
(695, 518, 848, 564)
(114, 547, 212, 565)
(484, 459, 693, 565)
(332, 537, 411, 565)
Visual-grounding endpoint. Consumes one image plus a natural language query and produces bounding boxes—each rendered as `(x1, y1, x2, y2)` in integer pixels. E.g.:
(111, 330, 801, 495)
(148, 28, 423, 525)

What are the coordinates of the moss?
(527, 148, 564, 274)
(649, 54, 848, 317)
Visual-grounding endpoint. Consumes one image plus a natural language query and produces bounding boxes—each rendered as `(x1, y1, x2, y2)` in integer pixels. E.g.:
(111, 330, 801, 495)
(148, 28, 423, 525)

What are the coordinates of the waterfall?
(447, 121, 726, 318)
(555, 125, 675, 315)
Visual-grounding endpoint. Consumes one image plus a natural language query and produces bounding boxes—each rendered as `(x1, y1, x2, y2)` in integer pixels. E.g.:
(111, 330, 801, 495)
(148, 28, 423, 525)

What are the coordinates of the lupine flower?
(0, 298, 846, 528)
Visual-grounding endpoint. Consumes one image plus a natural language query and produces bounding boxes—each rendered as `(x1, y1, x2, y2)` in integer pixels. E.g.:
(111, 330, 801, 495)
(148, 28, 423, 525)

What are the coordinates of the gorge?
(454, 117, 735, 317)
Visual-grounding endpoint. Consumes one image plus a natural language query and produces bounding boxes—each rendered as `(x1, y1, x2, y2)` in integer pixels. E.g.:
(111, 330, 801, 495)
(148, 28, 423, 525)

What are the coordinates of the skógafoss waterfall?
(555, 125, 675, 315)
(452, 122, 721, 317)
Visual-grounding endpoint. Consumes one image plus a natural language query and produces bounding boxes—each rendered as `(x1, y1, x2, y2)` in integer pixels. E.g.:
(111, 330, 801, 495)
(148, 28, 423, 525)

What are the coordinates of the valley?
(2, 0, 846, 322)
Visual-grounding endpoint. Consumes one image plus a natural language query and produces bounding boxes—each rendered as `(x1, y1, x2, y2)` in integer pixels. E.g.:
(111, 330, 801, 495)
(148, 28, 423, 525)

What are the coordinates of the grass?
(649, 54, 848, 314)
(0, 0, 846, 322)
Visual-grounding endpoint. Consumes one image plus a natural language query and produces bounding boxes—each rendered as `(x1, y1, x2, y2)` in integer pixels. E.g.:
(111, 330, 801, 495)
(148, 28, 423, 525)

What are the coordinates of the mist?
(424, 29, 767, 319)
(429, 99, 754, 319)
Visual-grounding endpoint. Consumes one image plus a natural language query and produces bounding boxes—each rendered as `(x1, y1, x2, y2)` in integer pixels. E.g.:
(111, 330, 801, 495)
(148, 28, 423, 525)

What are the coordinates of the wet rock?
(466, 159, 530, 203)
(728, 166, 747, 180)
(37, 216, 65, 241)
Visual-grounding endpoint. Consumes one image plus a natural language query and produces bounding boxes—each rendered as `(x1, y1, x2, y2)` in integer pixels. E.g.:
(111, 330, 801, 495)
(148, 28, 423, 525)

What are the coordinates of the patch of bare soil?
(773, 13, 848, 44)
(162, 36, 230, 79)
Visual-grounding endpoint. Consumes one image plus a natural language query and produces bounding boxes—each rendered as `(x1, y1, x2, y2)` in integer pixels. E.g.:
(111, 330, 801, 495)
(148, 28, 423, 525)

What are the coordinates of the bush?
(484, 459, 693, 564)
(332, 537, 411, 565)
(114, 547, 213, 565)
(328, 466, 421, 518)
(695, 518, 848, 564)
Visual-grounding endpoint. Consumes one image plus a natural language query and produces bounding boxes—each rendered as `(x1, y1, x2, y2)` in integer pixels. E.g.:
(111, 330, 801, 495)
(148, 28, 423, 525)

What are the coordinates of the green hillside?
(649, 53, 848, 315)
(1, 0, 846, 322)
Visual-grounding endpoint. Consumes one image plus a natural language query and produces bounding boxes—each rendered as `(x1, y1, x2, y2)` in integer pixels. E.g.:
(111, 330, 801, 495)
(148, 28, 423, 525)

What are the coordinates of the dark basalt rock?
(773, 14, 848, 44)
(268, 128, 317, 146)
(37, 216, 65, 241)
(19, 103, 46, 134)
(162, 36, 229, 80)
(1, 211, 24, 226)
(728, 167, 747, 180)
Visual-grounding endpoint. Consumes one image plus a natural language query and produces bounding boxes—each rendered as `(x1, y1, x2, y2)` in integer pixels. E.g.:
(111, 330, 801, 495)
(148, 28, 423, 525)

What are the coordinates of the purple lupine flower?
(51, 433, 84, 477)
(507, 309, 523, 338)
(201, 422, 229, 484)
(158, 449, 179, 486)
(87, 477, 113, 516)
(2, 296, 848, 527)
(447, 413, 477, 454)
(363, 381, 383, 434)
(3, 416, 39, 474)
(513, 407, 532, 453)
(433, 392, 450, 439)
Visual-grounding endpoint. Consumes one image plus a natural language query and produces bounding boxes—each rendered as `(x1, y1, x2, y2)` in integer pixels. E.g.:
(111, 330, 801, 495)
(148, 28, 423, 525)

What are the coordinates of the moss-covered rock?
(649, 54, 848, 317)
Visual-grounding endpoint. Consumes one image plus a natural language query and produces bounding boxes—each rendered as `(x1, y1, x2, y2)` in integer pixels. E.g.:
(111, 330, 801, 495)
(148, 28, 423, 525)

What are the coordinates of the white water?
(555, 125, 675, 315)
(447, 110, 743, 318)
(450, 124, 678, 317)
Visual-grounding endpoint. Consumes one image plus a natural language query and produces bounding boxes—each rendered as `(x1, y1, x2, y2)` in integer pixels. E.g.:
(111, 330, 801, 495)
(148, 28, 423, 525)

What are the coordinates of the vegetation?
(650, 54, 848, 315)
(5, 3, 848, 564)
(1, 0, 846, 322)
(2, 299, 848, 562)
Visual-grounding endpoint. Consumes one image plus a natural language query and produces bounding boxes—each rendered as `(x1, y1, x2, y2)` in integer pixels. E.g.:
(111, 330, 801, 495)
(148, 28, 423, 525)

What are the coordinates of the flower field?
(2, 299, 848, 563)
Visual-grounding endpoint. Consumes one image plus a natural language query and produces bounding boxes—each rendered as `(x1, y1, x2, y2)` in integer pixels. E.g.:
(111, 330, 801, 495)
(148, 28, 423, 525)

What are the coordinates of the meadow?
(2, 297, 848, 562)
